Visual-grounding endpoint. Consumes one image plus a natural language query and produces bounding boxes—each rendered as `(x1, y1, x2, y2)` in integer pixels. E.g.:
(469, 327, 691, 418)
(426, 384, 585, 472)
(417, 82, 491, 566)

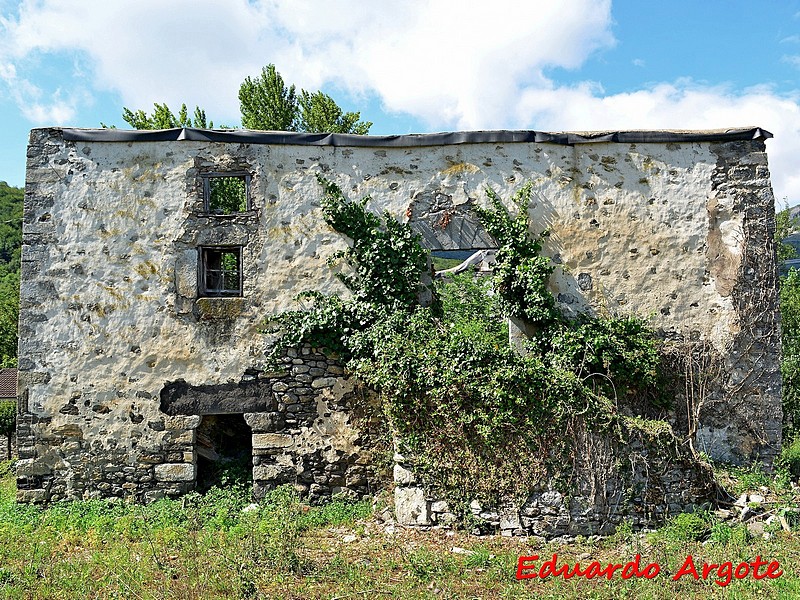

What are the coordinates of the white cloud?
(783, 54, 800, 68)
(0, 54, 78, 123)
(0, 0, 277, 116)
(514, 81, 800, 202)
(0, 0, 799, 201)
(0, 0, 616, 126)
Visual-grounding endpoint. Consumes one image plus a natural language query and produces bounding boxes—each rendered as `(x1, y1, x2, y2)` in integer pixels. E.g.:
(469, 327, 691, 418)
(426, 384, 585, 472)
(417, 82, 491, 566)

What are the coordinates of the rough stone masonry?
(16, 127, 780, 533)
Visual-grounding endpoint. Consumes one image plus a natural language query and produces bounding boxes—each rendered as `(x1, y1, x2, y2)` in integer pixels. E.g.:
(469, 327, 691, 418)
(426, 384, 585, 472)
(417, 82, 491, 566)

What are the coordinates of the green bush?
(778, 435, 800, 478)
(269, 179, 666, 507)
(656, 512, 711, 543)
(781, 269, 800, 436)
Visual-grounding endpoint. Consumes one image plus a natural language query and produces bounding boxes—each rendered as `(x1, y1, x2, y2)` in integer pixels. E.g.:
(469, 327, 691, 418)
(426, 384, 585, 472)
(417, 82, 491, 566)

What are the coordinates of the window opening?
(431, 249, 496, 277)
(201, 247, 242, 296)
(203, 173, 250, 214)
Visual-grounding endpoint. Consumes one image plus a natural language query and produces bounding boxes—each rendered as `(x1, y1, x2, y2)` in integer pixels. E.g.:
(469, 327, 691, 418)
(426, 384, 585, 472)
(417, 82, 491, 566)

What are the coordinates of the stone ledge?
(252, 433, 293, 449)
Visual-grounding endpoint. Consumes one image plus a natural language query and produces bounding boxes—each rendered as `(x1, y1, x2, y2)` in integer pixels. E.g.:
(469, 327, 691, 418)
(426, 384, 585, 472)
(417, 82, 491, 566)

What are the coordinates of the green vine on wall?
(473, 183, 559, 328)
(267, 177, 667, 507)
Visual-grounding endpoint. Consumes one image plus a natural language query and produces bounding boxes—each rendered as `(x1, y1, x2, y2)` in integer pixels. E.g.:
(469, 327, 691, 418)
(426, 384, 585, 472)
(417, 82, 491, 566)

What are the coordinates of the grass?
(0, 460, 799, 599)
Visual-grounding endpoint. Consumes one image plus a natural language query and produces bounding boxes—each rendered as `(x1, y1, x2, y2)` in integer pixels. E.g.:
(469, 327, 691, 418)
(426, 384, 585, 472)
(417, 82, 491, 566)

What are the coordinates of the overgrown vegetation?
(0, 181, 21, 367)
(119, 102, 214, 130)
(240, 64, 372, 134)
(778, 204, 800, 447)
(781, 268, 800, 436)
(0, 401, 14, 459)
(0, 460, 795, 599)
(268, 179, 665, 509)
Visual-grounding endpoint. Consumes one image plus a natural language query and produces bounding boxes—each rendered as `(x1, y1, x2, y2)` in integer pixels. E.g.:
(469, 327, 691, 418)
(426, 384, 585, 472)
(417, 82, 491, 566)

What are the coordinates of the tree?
(776, 203, 800, 265)
(0, 183, 22, 370)
(0, 272, 19, 367)
(239, 64, 298, 131)
(776, 203, 800, 435)
(113, 65, 371, 134)
(298, 90, 372, 135)
(239, 64, 371, 134)
(121, 103, 213, 130)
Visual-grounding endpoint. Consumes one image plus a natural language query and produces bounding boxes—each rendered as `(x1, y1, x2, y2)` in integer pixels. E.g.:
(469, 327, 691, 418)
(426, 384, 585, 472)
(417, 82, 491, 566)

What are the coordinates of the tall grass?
(0, 459, 798, 599)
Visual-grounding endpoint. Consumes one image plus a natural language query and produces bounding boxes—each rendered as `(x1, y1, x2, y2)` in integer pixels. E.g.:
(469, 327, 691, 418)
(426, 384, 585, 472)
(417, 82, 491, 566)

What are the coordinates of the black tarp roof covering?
(58, 126, 772, 147)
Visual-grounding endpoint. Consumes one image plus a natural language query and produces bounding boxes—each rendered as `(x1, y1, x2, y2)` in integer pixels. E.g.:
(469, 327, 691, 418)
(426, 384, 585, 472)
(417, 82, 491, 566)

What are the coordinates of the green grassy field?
(0, 460, 798, 599)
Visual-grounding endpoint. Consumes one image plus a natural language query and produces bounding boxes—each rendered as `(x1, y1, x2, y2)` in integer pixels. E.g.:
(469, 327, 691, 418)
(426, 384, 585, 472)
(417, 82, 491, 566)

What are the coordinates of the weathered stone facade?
(17, 127, 780, 531)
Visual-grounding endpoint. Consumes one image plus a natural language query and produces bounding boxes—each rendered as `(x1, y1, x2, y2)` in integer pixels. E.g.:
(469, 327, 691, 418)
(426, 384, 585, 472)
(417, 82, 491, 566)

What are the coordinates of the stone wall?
(17, 342, 382, 503)
(394, 419, 717, 538)
(17, 127, 780, 506)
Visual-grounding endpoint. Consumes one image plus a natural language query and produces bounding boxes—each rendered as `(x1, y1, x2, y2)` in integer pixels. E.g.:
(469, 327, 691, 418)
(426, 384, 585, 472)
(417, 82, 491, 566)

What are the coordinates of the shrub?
(778, 435, 800, 478)
(657, 512, 711, 543)
(269, 178, 666, 508)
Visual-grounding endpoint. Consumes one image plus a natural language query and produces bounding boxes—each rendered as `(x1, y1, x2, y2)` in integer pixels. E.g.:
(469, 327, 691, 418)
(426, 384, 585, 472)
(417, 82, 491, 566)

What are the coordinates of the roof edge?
(54, 126, 773, 147)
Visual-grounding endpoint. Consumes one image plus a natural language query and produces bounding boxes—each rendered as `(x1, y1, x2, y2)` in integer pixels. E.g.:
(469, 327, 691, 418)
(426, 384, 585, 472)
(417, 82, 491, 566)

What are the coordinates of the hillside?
(0, 182, 22, 364)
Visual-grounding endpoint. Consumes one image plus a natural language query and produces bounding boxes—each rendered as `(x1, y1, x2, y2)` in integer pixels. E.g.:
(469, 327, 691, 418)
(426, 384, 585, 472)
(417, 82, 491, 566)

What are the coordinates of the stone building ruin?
(17, 126, 781, 535)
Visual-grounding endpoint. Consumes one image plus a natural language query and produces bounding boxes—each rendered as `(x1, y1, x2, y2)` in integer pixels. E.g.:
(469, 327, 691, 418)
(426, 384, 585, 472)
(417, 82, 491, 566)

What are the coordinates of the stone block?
(244, 411, 283, 432)
(164, 430, 195, 444)
(165, 415, 201, 430)
(17, 489, 47, 503)
(154, 463, 195, 482)
(52, 424, 83, 438)
(395, 486, 431, 526)
(252, 433, 293, 449)
(175, 249, 198, 297)
(540, 491, 563, 508)
(15, 458, 52, 477)
(500, 509, 521, 530)
(253, 464, 288, 481)
(393, 463, 417, 485)
(311, 377, 337, 389)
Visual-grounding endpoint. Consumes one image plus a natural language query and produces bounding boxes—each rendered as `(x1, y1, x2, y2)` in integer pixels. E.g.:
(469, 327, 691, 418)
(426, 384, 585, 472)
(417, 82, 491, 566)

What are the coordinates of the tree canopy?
(239, 64, 298, 131)
(121, 103, 212, 130)
(117, 64, 371, 134)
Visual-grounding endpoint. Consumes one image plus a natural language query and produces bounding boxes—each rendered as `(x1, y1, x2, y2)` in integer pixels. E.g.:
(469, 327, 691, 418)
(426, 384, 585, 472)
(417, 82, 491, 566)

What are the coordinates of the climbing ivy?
(473, 183, 560, 328)
(315, 174, 429, 310)
(264, 175, 429, 357)
(268, 178, 664, 507)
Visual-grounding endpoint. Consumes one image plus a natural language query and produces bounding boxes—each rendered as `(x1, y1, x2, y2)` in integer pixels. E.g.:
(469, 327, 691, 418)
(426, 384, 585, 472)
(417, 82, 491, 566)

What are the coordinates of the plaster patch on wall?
(706, 195, 744, 298)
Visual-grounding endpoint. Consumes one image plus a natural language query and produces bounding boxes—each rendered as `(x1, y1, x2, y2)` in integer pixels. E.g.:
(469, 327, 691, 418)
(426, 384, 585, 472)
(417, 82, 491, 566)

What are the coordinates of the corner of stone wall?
(245, 345, 383, 504)
(701, 139, 782, 466)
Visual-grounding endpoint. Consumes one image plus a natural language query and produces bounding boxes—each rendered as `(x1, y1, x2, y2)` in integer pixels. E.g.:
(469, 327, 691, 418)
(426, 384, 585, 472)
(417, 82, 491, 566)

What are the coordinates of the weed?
(406, 547, 456, 581)
(464, 545, 493, 569)
(651, 511, 710, 544)
(778, 435, 800, 478)
(708, 521, 750, 545)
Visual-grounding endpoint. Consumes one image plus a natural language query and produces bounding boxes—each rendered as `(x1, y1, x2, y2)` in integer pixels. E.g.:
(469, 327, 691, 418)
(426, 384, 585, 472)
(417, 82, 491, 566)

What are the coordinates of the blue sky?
(0, 0, 799, 202)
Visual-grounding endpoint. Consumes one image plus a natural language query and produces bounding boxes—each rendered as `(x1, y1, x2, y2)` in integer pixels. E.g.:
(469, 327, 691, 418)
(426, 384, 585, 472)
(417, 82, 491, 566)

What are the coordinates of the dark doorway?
(195, 414, 253, 491)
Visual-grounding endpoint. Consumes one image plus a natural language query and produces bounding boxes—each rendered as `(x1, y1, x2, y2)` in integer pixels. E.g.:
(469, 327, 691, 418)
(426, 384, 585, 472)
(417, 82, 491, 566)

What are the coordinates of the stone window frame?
(201, 171, 252, 215)
(198, 246, 243, 297)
